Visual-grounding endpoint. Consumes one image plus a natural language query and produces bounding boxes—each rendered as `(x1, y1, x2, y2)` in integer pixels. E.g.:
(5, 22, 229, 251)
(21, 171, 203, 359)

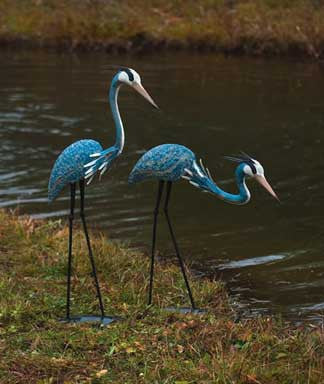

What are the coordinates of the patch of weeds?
(0, 209, 323, 383)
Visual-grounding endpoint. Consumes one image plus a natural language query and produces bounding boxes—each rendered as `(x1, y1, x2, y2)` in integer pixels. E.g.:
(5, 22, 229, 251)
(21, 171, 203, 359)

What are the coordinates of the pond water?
(1, 50, 324, 322)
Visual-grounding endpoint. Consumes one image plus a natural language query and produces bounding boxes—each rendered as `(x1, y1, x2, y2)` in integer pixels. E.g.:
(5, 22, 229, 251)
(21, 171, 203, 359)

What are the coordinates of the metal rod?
(164, 181, 196, 309)
(79, 179, 105, 318)
(148, 180, 164, 306)
(66, 183, 76, 320)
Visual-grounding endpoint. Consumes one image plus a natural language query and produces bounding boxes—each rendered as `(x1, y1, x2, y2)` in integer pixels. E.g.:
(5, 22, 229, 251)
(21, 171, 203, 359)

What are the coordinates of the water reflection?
(218, 253, 286, 270)
(1, 50, 324, 321)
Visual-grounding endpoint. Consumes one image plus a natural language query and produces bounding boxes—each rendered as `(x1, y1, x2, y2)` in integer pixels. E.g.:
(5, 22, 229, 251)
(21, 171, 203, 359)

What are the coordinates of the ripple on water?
(218, 253, 286, 270)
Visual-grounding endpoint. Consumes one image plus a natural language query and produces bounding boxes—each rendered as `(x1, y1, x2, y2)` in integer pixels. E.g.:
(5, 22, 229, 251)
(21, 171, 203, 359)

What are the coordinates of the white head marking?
(243, 159, 264, 178)
(117, 68, 141, 86)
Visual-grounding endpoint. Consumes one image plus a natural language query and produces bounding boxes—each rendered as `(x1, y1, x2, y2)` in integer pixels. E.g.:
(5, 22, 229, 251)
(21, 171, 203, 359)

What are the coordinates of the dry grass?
(0, 1, 324, 57)
(0, 208, 323, 383)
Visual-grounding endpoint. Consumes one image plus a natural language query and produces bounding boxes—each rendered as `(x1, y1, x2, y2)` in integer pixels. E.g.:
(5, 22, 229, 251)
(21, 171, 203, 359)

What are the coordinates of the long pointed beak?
(255, 175, 280, 202)
(132, 83, 159, 109)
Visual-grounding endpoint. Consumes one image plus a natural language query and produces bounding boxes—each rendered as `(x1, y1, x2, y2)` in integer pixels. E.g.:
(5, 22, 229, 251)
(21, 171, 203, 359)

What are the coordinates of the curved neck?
(215, 164, 250, 205)
(109, 76, 124, 154)
(192, 162, 250, 205)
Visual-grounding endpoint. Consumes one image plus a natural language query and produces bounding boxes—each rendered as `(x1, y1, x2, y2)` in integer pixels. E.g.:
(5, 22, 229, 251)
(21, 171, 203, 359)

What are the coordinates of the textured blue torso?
(128, 144, 196, 184)
(48, 139, 103, 201)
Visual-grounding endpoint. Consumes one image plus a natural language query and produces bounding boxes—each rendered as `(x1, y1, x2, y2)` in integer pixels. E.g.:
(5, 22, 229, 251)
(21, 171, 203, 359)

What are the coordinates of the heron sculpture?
(48, 68, 158, 324)
(129, 144, 278, 313)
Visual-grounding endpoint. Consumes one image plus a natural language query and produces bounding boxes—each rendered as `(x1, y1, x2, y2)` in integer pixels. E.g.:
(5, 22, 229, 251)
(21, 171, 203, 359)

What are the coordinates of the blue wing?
(48, 139, 103, 202)
(128, 144, 196, 184)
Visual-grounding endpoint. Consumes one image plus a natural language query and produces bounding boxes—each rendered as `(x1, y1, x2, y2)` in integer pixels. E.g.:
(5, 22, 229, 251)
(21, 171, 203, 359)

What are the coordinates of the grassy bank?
(0, 209, 323, 383)
(0, 1, 324, 58)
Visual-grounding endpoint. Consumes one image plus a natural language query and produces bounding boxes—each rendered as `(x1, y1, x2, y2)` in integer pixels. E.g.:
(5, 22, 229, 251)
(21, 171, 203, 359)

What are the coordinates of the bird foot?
(60, 314, 123, 326)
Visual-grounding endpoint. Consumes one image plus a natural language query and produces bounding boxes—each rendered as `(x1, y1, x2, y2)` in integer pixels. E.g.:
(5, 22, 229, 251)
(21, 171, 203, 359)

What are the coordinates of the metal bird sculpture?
(128, 144, 278, 313)
(48, 68, 158, 324)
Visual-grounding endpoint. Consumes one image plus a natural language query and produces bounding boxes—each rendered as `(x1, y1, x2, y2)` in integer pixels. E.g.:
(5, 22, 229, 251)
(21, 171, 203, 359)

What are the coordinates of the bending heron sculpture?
(48, 68, 158, 324)
(129, 144, 278, 313)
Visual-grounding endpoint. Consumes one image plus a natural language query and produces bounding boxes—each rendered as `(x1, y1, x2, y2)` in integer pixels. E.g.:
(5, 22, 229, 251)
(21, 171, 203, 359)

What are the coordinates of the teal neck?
(109, 75, 124, 154)
(201, 163, 250, 205)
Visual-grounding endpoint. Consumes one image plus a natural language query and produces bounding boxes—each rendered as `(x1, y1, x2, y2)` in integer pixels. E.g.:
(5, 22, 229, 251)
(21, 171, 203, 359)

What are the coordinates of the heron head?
(116, 67, 159, 109)
(224, 152, 279, 201)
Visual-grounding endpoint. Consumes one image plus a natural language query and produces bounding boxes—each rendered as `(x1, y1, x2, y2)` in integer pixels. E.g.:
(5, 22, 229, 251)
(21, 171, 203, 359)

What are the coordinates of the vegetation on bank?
(0, 209, 323, 383)
(0, 0, 324, 58)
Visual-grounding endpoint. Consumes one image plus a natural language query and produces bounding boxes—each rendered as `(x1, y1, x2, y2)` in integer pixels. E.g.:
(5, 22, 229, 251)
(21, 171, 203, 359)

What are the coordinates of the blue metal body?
(129, 143, 250, 205)
(129, 144, 195, 183)
(48, 139, 103, 202)
(48, 73, 124, 202)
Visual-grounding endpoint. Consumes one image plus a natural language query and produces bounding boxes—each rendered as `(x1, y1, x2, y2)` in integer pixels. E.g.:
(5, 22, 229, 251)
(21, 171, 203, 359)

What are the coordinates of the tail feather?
(84, 146, 119, 182)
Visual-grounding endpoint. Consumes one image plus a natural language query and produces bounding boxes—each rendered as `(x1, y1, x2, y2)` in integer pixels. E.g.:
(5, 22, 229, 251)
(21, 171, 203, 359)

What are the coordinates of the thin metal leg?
(164, 181, 196, 309)
(79, 179, 105, 318)
(67, 183, 76, 320)
(148, 180, 164, 306)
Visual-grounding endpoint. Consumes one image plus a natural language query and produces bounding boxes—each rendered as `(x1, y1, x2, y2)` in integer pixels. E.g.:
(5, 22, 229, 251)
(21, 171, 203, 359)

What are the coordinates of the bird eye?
(124, 68, 134, 82)
(250, 163, 257, 175)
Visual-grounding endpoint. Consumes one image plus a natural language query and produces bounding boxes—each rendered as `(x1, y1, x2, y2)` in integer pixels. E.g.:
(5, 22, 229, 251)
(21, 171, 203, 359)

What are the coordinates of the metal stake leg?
(148, 180, 164, 306)
(66, 183, 76, 320)
(164, 181, 196, 310)
(79, 179, 105, 318)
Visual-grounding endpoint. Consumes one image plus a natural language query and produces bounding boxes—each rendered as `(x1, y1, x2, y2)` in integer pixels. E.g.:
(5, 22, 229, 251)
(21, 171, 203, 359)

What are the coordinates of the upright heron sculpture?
(48, 68, 158, 324)
(129, 144, 278, 312)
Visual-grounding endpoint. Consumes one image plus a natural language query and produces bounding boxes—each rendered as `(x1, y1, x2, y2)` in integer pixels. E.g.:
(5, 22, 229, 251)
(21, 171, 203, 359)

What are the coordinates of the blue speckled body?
(48, 140, 103, 201)
(129, 144, 251, 205)
(129, 144, 195, 183)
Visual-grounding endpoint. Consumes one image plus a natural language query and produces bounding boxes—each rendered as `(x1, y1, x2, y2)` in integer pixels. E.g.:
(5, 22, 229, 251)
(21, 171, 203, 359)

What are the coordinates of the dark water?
(1, 50, 324, 322)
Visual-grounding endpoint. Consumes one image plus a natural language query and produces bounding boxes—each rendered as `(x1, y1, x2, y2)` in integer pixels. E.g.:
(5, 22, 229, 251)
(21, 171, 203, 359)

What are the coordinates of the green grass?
(1, 1, 324, 57)
(0, 209, 323, 383)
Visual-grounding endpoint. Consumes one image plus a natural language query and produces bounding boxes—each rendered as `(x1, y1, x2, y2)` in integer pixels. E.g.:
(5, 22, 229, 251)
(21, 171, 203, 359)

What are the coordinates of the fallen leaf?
(175, 322, 188, 330)
(246, 374, 262, 384)
(126, 347, 136, 354)
(96, 369, 108, 378)
(134, 341, 145, 351)
(177, 344, 184, 353)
